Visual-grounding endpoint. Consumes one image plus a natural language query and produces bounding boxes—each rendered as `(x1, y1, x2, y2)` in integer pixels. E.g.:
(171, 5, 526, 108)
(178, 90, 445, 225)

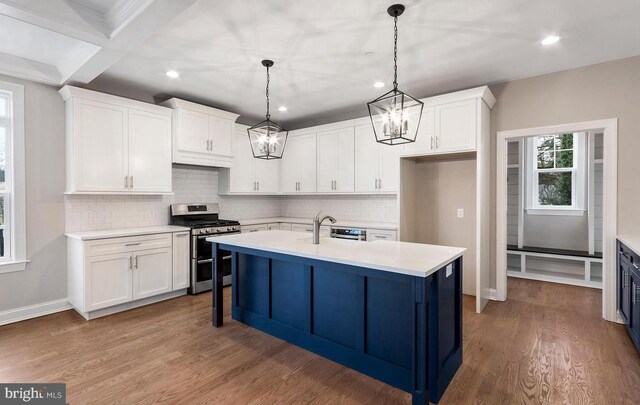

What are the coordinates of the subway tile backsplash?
(65, 165, 397, 232)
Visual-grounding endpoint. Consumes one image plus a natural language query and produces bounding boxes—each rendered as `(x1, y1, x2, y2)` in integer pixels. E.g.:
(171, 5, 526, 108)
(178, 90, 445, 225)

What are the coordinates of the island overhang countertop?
(207, 230, 466, 278)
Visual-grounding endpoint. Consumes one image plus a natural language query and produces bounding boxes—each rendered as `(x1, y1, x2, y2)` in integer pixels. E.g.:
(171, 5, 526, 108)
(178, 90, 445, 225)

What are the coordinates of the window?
(0, 80, 26, 273)
(526, 133, 586, 215)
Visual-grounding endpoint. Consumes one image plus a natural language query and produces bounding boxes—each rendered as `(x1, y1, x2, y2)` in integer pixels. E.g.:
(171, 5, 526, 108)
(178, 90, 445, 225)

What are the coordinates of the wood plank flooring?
(1, 278, 639, 404)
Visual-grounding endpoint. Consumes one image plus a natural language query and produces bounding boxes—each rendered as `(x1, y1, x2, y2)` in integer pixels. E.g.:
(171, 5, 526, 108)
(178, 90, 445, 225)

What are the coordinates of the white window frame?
(0, 80, 27, 273)
(525, 132, 586, 216)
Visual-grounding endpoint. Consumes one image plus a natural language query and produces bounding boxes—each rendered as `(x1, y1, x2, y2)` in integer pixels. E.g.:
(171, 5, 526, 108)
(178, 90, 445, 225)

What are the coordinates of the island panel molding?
(209, 231, 466, 404)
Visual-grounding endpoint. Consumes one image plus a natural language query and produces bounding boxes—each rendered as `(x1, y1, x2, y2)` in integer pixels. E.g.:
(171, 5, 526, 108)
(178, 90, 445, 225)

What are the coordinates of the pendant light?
(367, 4, 423, 145)
(248, 60, 288, 159)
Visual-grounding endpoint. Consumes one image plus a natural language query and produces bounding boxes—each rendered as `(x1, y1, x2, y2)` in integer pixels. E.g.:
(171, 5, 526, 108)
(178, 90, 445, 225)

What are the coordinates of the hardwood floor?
(1, 278, 639, 404)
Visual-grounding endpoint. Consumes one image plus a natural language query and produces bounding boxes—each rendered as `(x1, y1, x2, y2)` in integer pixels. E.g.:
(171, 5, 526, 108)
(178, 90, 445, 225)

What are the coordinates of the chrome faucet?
(313, 211, 337, 244)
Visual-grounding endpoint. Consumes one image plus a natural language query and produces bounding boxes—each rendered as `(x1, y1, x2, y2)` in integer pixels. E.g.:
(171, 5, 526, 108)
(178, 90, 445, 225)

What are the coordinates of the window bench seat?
(506, 245, 603, 289)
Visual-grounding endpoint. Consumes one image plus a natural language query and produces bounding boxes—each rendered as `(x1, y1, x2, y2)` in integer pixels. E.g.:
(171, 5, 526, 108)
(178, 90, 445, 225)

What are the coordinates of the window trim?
(525, 133, 586, 215)
(0, 80, 27, 274)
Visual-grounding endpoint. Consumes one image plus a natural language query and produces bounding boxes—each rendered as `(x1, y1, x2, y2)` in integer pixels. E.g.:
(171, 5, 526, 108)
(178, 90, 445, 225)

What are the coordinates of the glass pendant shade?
(247, 118, 288, 159)
(367, 88, 423, 145)
(248, 59, 288, 159)
(368, 3, 423, 146)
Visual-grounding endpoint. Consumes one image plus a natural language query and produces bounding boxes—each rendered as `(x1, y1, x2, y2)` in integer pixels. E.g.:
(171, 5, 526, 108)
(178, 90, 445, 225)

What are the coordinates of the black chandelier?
(247, 60, 288, 159)
(367, 4, 423, 145)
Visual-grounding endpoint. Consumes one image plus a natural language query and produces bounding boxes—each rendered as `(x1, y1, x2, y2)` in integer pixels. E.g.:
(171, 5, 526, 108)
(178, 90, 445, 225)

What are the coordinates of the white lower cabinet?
(172, 232, 190, 291)
(241, 224, 269, 233)
(132, 247, 172, 300)
(367, 229, 398, 241)
(85, 252, 133, 312)
(67, 230, 189, 320)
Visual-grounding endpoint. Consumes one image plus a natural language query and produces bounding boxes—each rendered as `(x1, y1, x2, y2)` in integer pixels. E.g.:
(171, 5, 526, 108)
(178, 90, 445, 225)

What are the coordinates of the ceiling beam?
(0, 0, 109, 46)
(0, 52, 62, 85)
(66, 0, 199, 84)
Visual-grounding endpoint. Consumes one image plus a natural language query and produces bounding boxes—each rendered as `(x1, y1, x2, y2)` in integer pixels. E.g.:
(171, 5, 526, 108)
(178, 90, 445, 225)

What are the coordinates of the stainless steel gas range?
(169, 203, 239, 294)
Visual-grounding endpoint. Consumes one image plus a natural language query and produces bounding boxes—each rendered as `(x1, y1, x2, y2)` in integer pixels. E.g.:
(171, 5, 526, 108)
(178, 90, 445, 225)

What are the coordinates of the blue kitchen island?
(208, 230, 465, 404)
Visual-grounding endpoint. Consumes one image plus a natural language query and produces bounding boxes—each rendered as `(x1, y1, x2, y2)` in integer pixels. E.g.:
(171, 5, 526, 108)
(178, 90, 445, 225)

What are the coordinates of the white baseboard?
(74, 289, 187, 320)
(0, 299, 72, 326)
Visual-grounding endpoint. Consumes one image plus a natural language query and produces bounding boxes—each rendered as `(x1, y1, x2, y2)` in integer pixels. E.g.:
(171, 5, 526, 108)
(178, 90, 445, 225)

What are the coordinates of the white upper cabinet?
(128, 109, 172, 193)
(219, 86, 494, 196)
(402, 107, 435, 156)
(434, 99, 477, 152)
(281, 133, 317, 193)
(354, 124, 399, 193)
(317, 127, 355, 193)
(160, 98, 239, 168)
(219, 126, 280, 193)
(59, 86, 172, 194)
(401, 88, 494, 157)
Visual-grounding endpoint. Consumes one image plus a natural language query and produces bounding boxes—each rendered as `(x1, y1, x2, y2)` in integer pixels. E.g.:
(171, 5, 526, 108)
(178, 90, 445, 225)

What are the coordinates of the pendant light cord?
(265, 65, 271, 120)
(393, 14, 398, 90)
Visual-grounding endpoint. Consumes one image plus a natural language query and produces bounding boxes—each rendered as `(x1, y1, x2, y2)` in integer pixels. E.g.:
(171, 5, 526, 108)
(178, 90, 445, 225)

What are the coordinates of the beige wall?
(489, 55, 640, 287)
(401, 158, 477, 295)
(0, 74, 67, 312)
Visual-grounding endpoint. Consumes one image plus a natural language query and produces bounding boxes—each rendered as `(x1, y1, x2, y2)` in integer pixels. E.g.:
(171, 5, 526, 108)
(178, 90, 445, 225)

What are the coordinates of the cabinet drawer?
(620, 242, 640, 268)
(84, 233, 172, 257)
(241, 224, 268, 233)
(367, 229, 397, 241)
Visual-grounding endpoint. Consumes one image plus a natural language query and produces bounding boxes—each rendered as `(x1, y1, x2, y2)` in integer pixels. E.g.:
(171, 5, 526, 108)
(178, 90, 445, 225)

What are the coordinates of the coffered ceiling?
(0, 0, 197, 85)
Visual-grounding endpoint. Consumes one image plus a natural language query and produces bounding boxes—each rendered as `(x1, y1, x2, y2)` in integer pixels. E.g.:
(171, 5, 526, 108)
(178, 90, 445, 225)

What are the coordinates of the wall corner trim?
(0, 299, 71, 326)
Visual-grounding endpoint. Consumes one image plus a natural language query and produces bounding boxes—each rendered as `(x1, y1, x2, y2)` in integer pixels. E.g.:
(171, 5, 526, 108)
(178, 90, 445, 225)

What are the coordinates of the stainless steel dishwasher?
(330, 227, 367, 241)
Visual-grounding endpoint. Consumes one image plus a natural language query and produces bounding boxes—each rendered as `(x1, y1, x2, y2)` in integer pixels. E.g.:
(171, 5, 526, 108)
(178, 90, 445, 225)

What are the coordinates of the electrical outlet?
(457, 208, 464, 218)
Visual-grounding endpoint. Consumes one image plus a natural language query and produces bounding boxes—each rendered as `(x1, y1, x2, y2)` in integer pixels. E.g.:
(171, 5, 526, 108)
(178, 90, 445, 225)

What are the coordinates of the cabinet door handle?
(436, 136, 439, 149)
(633, 262, 639, 270)
(135, 255, 139, 269)
(378, 178, 382, 189)
(128, 256, 132, 270)
(257, 181, 259, 191)
(124, 176, 129, 189)
(130, 176, 133, 189)
(125, 242, 141, 246)
(624, 269, 630, 288)
(209, 139, 213, 151)
(431, 136, 434, 150)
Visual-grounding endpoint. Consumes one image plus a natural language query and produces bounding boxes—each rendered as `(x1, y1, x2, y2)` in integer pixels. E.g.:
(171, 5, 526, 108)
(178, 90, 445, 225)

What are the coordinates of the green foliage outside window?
(536, 134, 574, 206)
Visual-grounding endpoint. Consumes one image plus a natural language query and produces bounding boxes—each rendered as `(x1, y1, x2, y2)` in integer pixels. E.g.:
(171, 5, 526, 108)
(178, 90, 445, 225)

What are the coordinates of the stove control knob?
(227, 227, 231, 231)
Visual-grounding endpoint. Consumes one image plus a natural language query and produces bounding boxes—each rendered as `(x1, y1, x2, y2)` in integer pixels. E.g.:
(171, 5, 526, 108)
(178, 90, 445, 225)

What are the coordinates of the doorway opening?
(496, 120, 617, 321)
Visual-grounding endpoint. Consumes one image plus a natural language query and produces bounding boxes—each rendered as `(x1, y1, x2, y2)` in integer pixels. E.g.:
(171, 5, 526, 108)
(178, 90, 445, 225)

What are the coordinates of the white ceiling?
(89, 0, 640, 127)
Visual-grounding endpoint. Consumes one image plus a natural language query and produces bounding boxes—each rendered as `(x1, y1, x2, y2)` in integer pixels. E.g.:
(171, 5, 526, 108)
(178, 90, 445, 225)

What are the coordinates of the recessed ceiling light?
(166, 70, 180, 78)
(374, 82, 385, 88)
(278, 106, 287, 112)
(541, 35, 561, 45)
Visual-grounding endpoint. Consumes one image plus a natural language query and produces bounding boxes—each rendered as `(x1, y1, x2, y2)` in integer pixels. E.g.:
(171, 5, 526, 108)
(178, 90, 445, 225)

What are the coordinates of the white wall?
(278, 195, 397, 222)
(0, 75, 66, 312)
(65, 165, 282, 232)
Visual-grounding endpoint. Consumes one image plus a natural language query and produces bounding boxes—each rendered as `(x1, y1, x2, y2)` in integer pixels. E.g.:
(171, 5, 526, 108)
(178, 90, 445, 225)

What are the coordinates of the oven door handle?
(197, 256, 231, 264)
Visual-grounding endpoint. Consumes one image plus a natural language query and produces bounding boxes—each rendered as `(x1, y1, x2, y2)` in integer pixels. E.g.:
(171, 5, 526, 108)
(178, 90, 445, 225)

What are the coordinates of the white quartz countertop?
(239, 217, 398, 230)
(65, 225, 190, 241)
(618, 235, 640, 256)
(207, 230, 465, 278)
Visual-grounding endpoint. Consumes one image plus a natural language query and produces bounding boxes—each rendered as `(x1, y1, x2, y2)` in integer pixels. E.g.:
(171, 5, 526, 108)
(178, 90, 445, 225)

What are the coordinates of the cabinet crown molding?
(160, 98, 240, 121)
(58, 85, 172, 116)
(419, 86, 496, 109)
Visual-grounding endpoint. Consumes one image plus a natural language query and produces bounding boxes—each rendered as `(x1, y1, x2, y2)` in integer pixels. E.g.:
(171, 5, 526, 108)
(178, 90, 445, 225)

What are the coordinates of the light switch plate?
(457, 209, 464, 218)
(446, 264, 453, 277)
